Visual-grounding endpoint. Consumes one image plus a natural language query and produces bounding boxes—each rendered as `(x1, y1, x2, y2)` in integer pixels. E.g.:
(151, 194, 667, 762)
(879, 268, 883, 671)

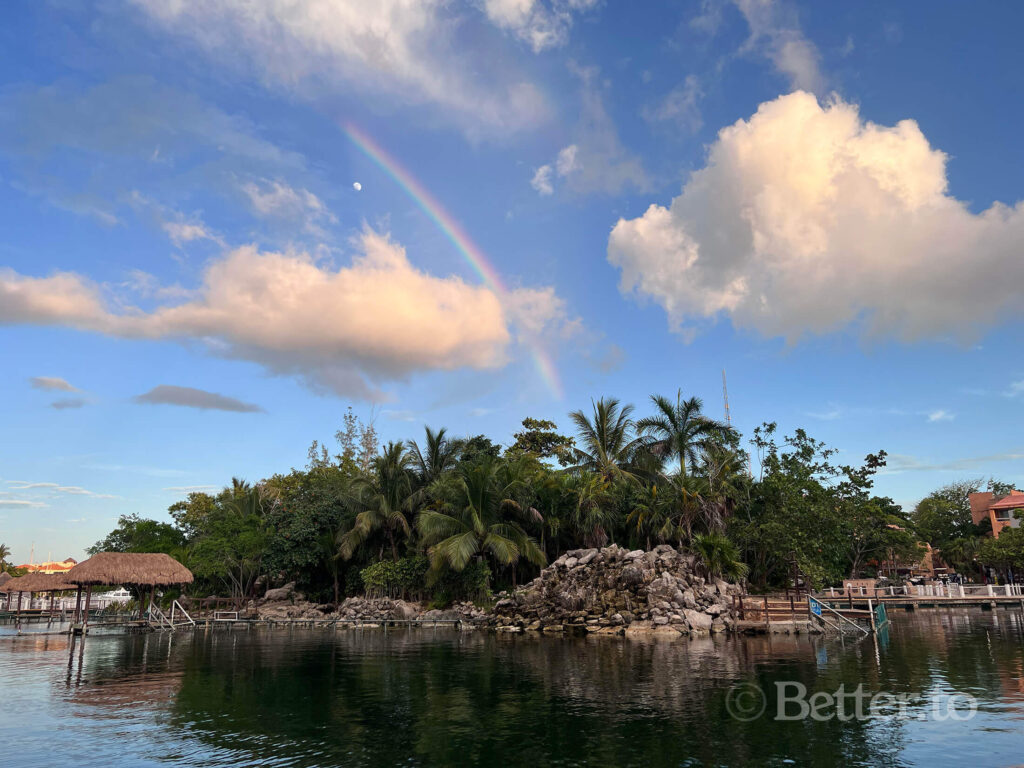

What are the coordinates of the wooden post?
(82, 586, 93, 635)
(764, 597, 770, 630)
(73, 585, 83, 625)
(868, 599, 876, 633)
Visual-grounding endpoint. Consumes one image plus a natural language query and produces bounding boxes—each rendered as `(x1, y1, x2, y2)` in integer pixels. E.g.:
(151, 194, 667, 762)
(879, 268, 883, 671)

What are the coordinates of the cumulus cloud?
(608, 91, 1024, 342)
(134, 385, 264, 413)
(0, 228, 564, 398)
(129, 0, 549, 136)
(30, 376, 78, 392)
(483, 0, 599, 52)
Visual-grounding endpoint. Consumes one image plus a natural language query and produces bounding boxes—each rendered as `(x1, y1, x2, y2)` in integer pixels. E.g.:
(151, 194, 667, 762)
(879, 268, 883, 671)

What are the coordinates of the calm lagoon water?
(3, 610, 1024, 767)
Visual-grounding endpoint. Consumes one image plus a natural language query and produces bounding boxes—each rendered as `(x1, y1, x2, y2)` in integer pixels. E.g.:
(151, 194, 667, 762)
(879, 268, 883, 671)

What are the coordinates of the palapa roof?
(0, 571, 77, 592)
(67, 552, 194, 587)
(0, 572, 12, 591)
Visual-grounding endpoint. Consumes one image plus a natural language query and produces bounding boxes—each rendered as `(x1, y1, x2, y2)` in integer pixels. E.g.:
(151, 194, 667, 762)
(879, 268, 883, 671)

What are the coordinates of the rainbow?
(343, 123, 563, 399)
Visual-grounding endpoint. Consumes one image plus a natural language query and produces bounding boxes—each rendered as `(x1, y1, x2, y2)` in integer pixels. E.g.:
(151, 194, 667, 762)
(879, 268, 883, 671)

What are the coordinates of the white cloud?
(885, 451, 1024, 474)
(530, 66, 648, 197)
(734, 0, 824, 93)
(0, 499, 47, 508)
(0, 228, 564, 399)
(1007, 380, 1024, 398)
(927, 410, 954, 422)
(1, 78, 309, 230)
(6, 481, 116, 499)
(30, 376, 78, 392)
(242, 179, 337, 235)
(608, 92, 1024, 342)
(483, 0, 599, 52)
(643, 75, 704, 133)
(129, 0, 549, 137)
(530, 144, 578, 196)
(531, 164, 554, 195)
(555, 144, 579, 176)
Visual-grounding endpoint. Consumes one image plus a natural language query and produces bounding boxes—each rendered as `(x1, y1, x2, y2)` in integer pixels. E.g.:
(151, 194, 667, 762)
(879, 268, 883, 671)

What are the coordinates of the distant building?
(970, 491, 1024, 538)
(14, 556, 78, 574)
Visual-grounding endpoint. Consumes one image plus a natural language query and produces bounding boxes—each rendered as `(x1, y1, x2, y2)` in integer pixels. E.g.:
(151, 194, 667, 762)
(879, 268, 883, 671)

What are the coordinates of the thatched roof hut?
(2, 571, 77, 593)
(0, 572, 11, 591)
(66, 552, 193, 587)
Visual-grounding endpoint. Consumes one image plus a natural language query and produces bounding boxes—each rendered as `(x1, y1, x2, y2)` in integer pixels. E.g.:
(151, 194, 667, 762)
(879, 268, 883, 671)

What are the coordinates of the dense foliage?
(85, 391, 1015, 605)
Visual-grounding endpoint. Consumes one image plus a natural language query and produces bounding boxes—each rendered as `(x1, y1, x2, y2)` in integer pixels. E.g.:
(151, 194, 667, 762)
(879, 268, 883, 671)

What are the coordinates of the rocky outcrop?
(255, 594, 489, 623)
(253, 545, 743, 635)
(488, 544, 741, 636)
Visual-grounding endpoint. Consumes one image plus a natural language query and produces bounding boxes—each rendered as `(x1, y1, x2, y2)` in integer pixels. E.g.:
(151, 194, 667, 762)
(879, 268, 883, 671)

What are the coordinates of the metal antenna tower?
(722, 369, 731, 426)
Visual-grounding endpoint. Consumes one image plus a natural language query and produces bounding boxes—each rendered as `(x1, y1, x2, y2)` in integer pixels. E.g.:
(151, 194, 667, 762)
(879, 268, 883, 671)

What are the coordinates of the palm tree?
(417, 456, 546, 575)
(340, 441, 416, 561)
(567, 397, 646, 482)
(637, 391, 735, 478)
(410, 426, 460, 485)
(567, 471, 618, 548)
(0, 543, 11, 570)
(691, 532, 749, 581)
(318, 525, 345, 608)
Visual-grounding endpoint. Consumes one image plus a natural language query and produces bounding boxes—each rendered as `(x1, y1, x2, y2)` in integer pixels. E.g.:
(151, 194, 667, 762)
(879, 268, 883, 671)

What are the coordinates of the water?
(3, 610, 1023, 767)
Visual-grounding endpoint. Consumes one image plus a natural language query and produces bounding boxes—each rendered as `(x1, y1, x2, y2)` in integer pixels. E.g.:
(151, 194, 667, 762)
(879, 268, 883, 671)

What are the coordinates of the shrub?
(359, 555, 492, 605)
(361, 556, 429, 600)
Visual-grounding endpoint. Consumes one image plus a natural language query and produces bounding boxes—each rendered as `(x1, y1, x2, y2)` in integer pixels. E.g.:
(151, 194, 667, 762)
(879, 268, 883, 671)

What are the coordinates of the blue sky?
(2, 0, 1022, 564)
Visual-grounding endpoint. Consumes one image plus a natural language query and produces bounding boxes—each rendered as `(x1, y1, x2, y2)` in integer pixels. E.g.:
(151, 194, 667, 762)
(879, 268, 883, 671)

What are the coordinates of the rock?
(263, 582, 297, 602)
(578, 549, 598, 565)
(684, 609, 713, 632)
(390, 601, 419, 620)
(624, 549, 645, 561)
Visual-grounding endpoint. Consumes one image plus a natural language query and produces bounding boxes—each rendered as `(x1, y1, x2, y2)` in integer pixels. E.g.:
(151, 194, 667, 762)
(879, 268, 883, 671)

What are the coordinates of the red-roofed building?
(970, 491, 1024, 538)
(13, 557, 78, 574)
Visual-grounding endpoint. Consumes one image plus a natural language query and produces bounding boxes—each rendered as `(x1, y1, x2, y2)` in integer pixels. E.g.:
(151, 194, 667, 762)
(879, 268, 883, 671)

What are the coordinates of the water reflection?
(3, 608, 1024, 767)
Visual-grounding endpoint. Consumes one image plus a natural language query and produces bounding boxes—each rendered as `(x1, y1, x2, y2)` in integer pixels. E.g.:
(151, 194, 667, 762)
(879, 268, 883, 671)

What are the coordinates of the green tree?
(89, 513, 187, 556)
(410, 426, 460, 485)
(508, 417, 575, 466)
(692, 532, 748, 581)
(263, 463, 356, 599)
(567, 397, 646, 482)
(188, 480, 270, 604)
(417, 456, 546, 577)
(457, 434, 502, 466)
(340, 442, 417, 562)
(637, 391, 734, 478)
(911, 479, 986, 548)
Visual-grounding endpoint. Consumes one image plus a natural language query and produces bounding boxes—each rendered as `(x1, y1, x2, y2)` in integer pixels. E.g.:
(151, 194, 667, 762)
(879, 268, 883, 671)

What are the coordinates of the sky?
(1, 0, 1022, 564)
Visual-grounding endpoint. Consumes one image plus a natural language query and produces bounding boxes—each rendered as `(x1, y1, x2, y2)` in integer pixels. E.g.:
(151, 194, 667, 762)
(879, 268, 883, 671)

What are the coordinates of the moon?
(352, 182, 362, 191)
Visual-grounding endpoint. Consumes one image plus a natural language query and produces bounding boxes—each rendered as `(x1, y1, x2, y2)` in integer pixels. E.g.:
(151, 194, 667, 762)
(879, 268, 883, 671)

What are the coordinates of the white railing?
(170, 599, 195, 627)
(822, 583, 1024, 599)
